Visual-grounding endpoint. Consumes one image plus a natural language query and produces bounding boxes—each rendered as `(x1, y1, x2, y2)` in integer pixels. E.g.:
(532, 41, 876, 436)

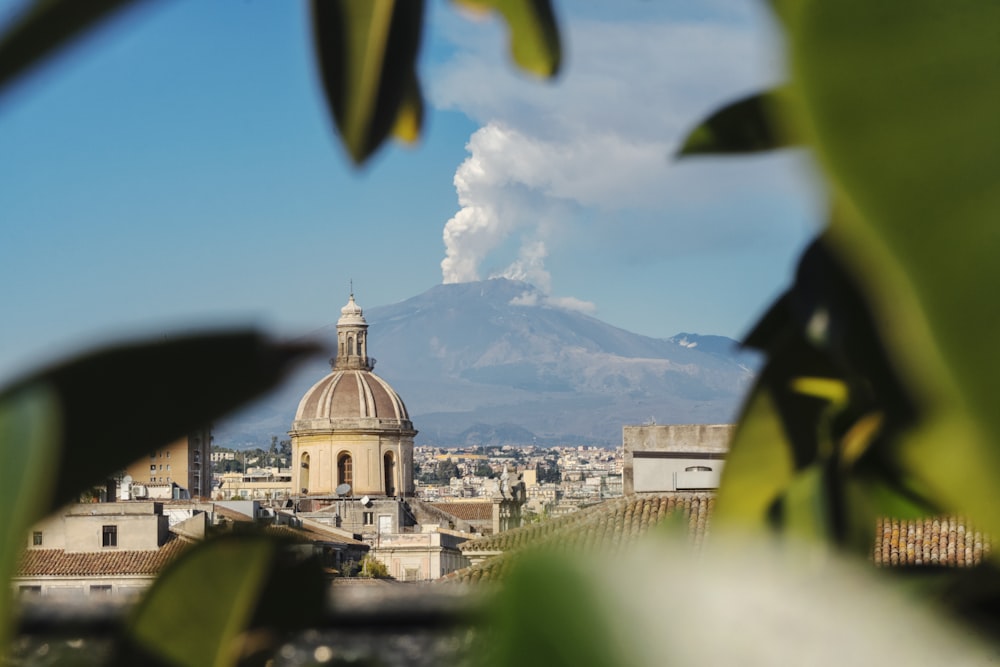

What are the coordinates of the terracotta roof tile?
(429, 502, 494, 522)
(15, 534, 192, 577)
(873, 516, 991, 567)
(444, 492, 713, 584)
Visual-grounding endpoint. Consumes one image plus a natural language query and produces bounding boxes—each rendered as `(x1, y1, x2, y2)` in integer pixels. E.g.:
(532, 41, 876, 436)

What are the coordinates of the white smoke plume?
(435, 8, 787, 317)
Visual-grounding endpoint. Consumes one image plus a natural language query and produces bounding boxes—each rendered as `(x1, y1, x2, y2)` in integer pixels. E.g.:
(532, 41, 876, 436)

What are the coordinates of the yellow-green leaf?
(455, 0, 560, 78)
(788, 1, 1000, 534)
(128, 535, 299, 667)
(311, 0, 425, 165)
(0, 384, 60, 651)
(392, 69, 423, 144)
(485, 551, 618, 667)
(715, 386, 795, 530)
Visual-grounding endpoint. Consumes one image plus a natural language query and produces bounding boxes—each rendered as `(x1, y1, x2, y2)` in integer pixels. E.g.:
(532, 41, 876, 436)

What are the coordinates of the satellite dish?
(360, 495, 370, 506)
(122, 474, 133, 486)
(335, 483, 351, 497)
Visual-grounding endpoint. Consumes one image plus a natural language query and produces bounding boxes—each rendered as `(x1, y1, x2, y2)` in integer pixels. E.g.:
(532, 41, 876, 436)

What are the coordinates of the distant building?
(216, 467, 293, 501)
(622, 424, 733, 494)
(123, 428, 212, 499)
(14, 502, 193, 599)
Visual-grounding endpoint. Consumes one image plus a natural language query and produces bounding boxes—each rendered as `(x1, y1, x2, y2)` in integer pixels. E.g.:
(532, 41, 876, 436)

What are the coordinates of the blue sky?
(0, 0, 822, 381)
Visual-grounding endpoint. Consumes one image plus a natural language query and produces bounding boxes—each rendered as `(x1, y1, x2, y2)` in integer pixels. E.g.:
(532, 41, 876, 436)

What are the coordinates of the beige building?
(373, 529, 470, 582)
(14, 502, 191, 599)
(291, 294, 415, 499)
(622, 423, 733, 494)
(216, 467, 293, 501)
(124, 427, 212, 499)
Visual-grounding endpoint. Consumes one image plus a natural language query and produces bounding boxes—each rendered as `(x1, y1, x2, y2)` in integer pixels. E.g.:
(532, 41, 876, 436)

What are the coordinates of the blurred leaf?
(0, 384, 59, 650)
(782, 464, 831, 544)
(0, 0, 146, 98)
(715, 385, 795, 530)
(839, 411, 882, 467)
(126, 534, 326, 667)
(677, 89, 791, 156)
(0, 331, 319, 512)
(391, 69, 423, 144)
(455, 0, 561, 77)
(791, 376, 848, 407)
(311, 0, 424, 164)
(789, 1, 1000, 533)
(485, 551, 617, 667)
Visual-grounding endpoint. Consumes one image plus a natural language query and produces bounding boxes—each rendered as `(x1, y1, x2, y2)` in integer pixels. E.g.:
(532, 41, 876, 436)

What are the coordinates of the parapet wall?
(623, 424, 734, 495)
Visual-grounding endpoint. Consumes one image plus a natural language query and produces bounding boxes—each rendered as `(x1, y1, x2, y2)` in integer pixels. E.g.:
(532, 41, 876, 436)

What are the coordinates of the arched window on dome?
(347, 335, 354, 356)
(384, 452, 396, 497)
(300, 452, 310, 494)
(338, 453, 353, 487)
(356, 335, 362, 356)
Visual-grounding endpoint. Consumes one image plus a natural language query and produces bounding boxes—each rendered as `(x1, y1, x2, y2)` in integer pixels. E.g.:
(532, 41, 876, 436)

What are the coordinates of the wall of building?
(293, 433, 413, 497)
(371, 531, 469, 581)
(622, 424, 733, 494)
(12, 574, 154, 600)
(124, 428, 211, 499)
(61, 503, 167, 552)
(217, 468, 293, 501)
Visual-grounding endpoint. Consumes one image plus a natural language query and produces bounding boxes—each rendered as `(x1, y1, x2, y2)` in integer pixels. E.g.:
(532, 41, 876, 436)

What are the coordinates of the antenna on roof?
(349, 278, 353, 297)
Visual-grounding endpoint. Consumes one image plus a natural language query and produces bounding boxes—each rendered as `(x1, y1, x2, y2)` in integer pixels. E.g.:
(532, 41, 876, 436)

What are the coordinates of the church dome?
(291, 293, 415, 434)
(294, 369, 412, 427)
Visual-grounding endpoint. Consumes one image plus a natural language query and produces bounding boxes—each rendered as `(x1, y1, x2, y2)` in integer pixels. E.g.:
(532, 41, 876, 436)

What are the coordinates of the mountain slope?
(215, 279, 758, 446)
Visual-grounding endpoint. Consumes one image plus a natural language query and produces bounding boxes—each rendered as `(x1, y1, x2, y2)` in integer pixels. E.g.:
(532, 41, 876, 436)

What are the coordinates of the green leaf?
(0, 331, 318, 511)
(484, 551, 618, 667)
(126, 534, 326, 667)
(0, 0, 145, 99)
(714, 385, 795, 531)
(311, 0, 425, 165)
(788, 1, 1000, 533)
(0, 384, 60, 650)
(677, 89, 792, 157)
(454, 0, 561, 77)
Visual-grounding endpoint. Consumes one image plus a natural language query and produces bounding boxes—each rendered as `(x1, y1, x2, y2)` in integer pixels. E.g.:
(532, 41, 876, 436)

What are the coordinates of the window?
(18, 586, 41, 597)
(32, 531, 42, 546)
(150, 465, 156, 472)
(363, 511, 374, 526)
(150, 452, 156, 459)
(166, 450, 170, 458)
(166, 464, 171, 471)
(338, 453, 353, 487)
(102, 525, 117, 548)
(90, 585, 112, 595)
